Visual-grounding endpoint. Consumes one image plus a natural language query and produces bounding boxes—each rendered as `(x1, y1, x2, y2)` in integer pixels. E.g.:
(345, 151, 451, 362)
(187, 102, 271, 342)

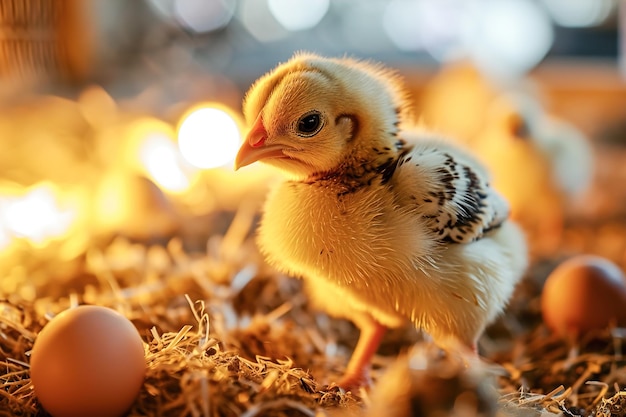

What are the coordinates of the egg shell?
(92, 170, 178, 240)
(540, 255, 626, 337)
(30, 305, 146, 417)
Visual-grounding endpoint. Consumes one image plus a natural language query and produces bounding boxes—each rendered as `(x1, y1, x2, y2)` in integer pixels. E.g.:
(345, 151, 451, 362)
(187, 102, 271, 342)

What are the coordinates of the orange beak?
(235, 114, 286, 170)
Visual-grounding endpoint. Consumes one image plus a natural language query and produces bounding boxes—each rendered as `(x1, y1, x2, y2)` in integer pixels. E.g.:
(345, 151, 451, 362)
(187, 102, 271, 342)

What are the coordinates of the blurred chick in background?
(421, 62, 593, 255)
(474, 93, 593, 254)
(235, 53, 528, 389)
(365, 343, 497, 417)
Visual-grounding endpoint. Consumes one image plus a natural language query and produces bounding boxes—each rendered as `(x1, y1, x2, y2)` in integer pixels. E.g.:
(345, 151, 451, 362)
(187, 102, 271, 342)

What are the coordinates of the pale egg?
(30, 305, 146, 417)
(92, 169, 179, 241)
(541, 255, 626, 338)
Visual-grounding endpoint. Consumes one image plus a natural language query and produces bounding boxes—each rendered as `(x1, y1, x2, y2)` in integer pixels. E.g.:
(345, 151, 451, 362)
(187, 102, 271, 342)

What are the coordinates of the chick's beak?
(235, 114, 285, 170)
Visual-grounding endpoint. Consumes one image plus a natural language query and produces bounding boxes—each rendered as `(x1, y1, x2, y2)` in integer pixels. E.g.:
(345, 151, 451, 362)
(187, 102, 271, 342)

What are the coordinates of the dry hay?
(3, 164, 626, 416)
(0, 217, 367, 417)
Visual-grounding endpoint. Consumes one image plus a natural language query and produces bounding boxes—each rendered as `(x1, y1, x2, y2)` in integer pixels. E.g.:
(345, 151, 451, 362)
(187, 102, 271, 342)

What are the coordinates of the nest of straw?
(2, 143, 626, 417)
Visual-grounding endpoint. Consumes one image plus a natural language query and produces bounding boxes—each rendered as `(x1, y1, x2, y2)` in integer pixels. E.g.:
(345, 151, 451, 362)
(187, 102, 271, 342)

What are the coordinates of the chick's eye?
(296, 112, 323, 137)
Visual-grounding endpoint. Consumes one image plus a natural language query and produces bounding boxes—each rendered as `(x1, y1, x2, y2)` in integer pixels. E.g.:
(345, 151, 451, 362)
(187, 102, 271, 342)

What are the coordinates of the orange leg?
(338, 317, 387, 390)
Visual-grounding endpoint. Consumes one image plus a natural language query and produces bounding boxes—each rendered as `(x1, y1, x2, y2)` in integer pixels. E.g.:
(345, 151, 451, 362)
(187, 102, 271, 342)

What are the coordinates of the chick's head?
(235, 53, 411, 179)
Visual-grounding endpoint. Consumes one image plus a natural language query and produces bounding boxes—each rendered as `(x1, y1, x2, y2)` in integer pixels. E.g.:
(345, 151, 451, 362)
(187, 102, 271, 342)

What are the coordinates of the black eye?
(296, 112, 323, 137)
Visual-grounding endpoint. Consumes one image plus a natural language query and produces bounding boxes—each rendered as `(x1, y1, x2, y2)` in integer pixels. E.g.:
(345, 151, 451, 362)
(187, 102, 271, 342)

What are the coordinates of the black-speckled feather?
(391, 135, 510, 244)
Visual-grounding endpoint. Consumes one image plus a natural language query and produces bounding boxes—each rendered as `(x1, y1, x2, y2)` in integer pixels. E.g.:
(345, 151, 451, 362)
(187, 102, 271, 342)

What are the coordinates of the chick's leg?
(339, 315, 387, 390)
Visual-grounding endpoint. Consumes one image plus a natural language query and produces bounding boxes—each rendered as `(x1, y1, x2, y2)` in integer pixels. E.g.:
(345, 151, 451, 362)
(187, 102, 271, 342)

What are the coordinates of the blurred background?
(0, 0, 625, 295)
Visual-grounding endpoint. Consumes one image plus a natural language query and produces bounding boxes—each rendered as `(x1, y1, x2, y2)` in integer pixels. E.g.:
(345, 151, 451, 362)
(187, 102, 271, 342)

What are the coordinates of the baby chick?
(235, 53, 528, 389)
(470, 93, 593, 255)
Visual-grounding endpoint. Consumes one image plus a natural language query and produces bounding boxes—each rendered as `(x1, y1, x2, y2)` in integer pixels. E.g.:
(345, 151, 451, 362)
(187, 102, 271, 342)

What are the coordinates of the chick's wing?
(392, 135, 509, 244)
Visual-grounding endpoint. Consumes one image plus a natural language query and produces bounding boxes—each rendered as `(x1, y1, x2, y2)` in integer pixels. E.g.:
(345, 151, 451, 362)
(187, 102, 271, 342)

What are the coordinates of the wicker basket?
(0, 0, 94, 85)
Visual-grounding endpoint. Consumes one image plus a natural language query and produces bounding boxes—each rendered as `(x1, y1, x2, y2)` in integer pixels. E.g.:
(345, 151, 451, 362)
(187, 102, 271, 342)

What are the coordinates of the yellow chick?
(235, 53, 528, 389)
(471, 93, 593, 255)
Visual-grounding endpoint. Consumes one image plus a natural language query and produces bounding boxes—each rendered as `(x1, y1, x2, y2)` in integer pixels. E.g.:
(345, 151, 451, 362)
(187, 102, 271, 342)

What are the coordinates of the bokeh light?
(174, 0, 235, 33)
(0, 184, 76, 246)
(411, 0, 467, 62)
(543, 0, 614, 28)
(148, 0, 236, 33)
(382, 0, 423, 51)
(139, 133, 196, 193)
(0, 225, 10, 251)
(268, 0, 330, 31)
(340, 1, 392, 53)
(461, 0, 554, 79)
(177, 105, 241, 170)
(238, 0, 289, 42)
(123, 118, 197, 194)
(383, 0, 468, 60)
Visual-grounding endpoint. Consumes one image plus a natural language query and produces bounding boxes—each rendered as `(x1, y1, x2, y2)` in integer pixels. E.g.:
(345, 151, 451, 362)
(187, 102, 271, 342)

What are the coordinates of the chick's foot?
(338, 318, 387, 391)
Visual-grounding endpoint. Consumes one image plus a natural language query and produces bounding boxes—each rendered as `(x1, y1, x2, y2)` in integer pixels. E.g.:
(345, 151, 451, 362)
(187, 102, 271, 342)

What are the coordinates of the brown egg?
(30, 305, 146, 417)
(541, 255, 626, 338)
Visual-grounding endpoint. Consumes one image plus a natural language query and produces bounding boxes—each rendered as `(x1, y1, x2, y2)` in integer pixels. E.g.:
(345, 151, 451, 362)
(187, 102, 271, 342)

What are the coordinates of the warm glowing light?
(543, 0, 614, 28)
(125, 118, 197, 194)
(139, 133, 195, 193)
(177, 106, 241, 169)
(0, 226, 9, 251)
(0, 184, 76, 246)
(268, 0, 329, 31)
